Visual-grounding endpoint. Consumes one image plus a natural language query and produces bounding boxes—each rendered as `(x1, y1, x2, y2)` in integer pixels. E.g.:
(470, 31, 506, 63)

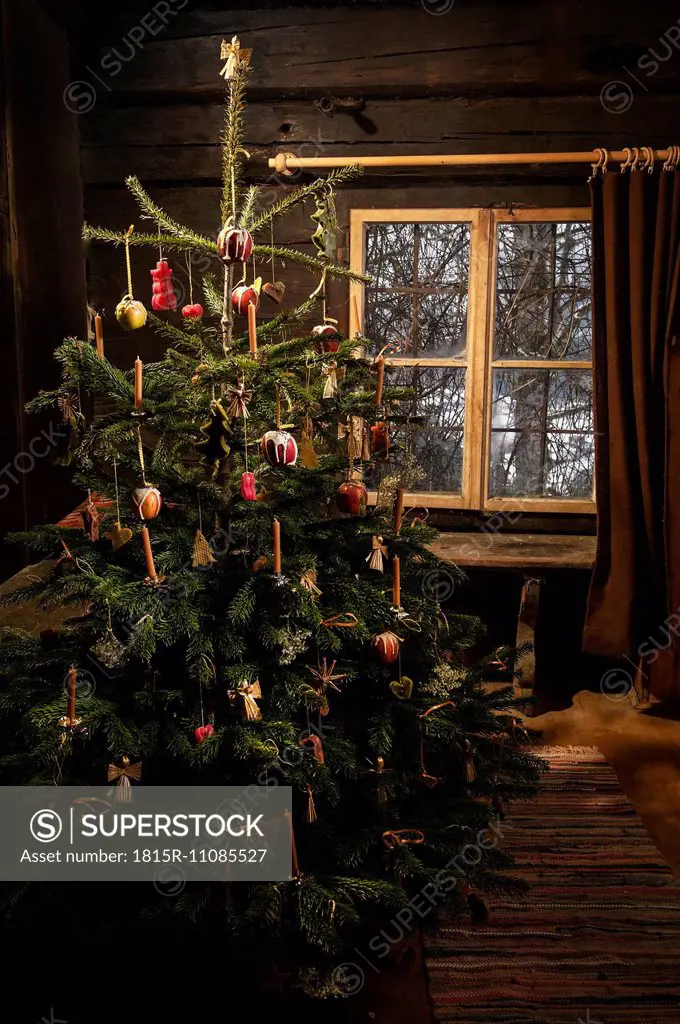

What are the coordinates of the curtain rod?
(269, 147, 677, 174)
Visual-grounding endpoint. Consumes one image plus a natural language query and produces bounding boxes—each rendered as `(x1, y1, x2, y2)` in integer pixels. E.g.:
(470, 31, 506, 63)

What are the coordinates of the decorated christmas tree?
(0, 38, 539, 995)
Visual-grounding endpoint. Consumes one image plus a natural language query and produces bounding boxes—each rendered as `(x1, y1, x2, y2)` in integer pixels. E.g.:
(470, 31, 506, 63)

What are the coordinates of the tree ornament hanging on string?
(300, 732, 325, 763)
(338, 415, 369, 462)
(305, 785, 318, 824)
(232, 277, 261, 315)
(310, 186, 338, 258)
(196, 399, 231, 477)
(150, 259, 178, 311)
(299, 414, 319, 469)
(262, 219, 286, 303)
(389, 676, 413, 700)
(182, 252, 203, 319)
(336, 479, 368, 515)
(195, 723, 215, 744)
(192, 530, 216, 567)
(81, 491, 100, 541)
(261, 429, 298, 467)
(228, 680, 262, 721)
(372, 630, 401, 665)
(373, 756, 390, 804)
(366, 535, 388, 572)
(462, 737, 476, 783)
(370, 421, 390, 459)
(105, 460, 133, 550)
(312, 320, 341, 353)
(240, 471, 257, 501)
(300, 568, 321, 598)
(108, 755, 142, 802)
(218, 224, 254, 263)
(91, 606, 125, 669)
(115, 226, 147, 330)
(132, 485, 162, 521)
(225, 382, 252, 420)
(307, 658, 347, 716)
(53, 393, 85, 467)
(322, 361, 339, 399)
(263, 280, 286, 304)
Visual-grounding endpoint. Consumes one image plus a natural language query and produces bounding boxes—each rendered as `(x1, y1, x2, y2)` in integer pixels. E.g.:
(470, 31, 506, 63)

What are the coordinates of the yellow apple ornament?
(115, 225, 147, 331)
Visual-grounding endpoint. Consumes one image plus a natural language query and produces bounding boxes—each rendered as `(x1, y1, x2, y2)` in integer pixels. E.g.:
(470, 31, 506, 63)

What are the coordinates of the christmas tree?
(0, 38, 539, 995)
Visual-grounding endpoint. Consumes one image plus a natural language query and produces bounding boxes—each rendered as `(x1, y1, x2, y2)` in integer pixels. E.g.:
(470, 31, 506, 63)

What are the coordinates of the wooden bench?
(429, 533, 597, 689)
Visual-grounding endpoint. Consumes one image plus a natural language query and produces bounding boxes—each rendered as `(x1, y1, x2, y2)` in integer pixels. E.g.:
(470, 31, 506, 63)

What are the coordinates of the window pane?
(494, 221, 592, 360)
(364, 221, 471, 358)
(489, 369, 594, 498)
(371, 366, 466, 494)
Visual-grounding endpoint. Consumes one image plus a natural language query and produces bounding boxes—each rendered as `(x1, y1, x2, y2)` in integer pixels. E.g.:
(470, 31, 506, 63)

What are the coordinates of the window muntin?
(350, 208, 594, 513)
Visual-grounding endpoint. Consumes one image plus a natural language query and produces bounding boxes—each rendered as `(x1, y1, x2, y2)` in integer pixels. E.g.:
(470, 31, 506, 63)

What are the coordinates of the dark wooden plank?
(81, 94, 680, 149)
(0, 0, 86, 572)
(429, 532, 597, 568)
(86, 4, 680, 98)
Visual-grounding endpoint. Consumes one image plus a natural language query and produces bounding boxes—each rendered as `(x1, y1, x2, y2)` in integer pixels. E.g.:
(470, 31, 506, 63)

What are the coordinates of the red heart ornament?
(182, 303, 204, 320)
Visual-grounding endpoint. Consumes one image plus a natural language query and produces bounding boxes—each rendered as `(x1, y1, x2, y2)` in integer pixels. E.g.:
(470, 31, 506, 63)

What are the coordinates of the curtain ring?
(630, 146, 641, 172)
(640, 146, 655, 173)
(589, 147, 608, 181)
(620, 147, 634, 172)
(666, 144, 680, 171)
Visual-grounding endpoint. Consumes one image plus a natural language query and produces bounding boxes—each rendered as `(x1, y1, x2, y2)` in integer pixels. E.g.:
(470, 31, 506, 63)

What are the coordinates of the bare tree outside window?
(351, 210, 594, 512)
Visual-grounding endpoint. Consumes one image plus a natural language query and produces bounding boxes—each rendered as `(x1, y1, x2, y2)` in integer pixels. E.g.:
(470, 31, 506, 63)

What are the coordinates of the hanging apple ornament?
(132, 485, 162, 520)
(240, 471, 257, 501)
(217, 225, 254, 264)
(182, 302, 203, 320)
(232, 277, 262, 316)
(336, 480, 368, 515)
(182, 251, 203, 319)
(115, 225, 147, 330)
(372, 631, 401, 665)
(261, 430, 298, 467)
(194, 724, 214, 745)
(150, 259, 178, 311)
(312, 319, 341, 354)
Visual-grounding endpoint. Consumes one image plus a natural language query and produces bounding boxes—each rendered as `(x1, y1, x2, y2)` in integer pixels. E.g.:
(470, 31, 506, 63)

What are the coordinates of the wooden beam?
(429, 531, 596, 569)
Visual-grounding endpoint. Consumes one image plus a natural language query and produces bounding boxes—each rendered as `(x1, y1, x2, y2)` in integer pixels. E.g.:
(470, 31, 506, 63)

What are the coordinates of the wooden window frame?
(349, 206, 595, 515)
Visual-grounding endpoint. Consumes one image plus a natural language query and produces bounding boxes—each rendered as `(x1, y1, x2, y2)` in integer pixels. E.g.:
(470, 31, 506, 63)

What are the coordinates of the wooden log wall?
(77, 1, 680, 375)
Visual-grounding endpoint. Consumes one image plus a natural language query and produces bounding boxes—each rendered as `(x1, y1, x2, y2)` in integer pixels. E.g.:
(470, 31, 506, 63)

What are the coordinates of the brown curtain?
(584, 166, 680, 699)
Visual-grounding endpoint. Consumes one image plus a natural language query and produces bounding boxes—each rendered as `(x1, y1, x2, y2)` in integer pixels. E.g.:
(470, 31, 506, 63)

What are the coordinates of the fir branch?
(248, 166, 363, 234)
(83, 225, 219, 257)
(253, 245, 370, 282)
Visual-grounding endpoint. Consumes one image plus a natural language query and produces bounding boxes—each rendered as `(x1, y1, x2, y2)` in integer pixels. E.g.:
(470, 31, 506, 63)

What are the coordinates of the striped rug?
(425, 746, 680, 1023)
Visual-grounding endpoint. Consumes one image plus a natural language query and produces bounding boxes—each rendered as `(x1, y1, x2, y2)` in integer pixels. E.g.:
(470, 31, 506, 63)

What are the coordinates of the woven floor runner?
(425, 746, 680, 1023)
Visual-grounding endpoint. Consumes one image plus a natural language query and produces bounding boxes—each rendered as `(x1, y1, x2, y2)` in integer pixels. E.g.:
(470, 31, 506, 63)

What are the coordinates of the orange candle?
(140, 525, 157, 579)
(134, 356, 143, 408)
(273, 518, 281, 573)
(352, 294, 362, 337)
(67, 665, 77, 721)
(94, 314, 105, 358)
(394, 488, 405, 535)
(248, 301, 258, 356)
(375, 355, 385, 406)
(392, 555, 401, 607)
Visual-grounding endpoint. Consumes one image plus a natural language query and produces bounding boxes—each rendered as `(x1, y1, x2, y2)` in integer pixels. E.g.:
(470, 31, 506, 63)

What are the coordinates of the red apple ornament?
(336, 481, 368, 515)
(182, 303, 203, 320)
(232, 277, 261, 316)
(261, 430, 298, 467)
(194, 724, 214, 744)
(372, 631, 401, 665)
(312, 323, 341, 353)
(217, 225, 253, 264)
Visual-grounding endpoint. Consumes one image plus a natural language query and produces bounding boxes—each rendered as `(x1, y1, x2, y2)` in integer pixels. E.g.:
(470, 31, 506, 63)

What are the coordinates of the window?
(349, 209, 594, 513)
